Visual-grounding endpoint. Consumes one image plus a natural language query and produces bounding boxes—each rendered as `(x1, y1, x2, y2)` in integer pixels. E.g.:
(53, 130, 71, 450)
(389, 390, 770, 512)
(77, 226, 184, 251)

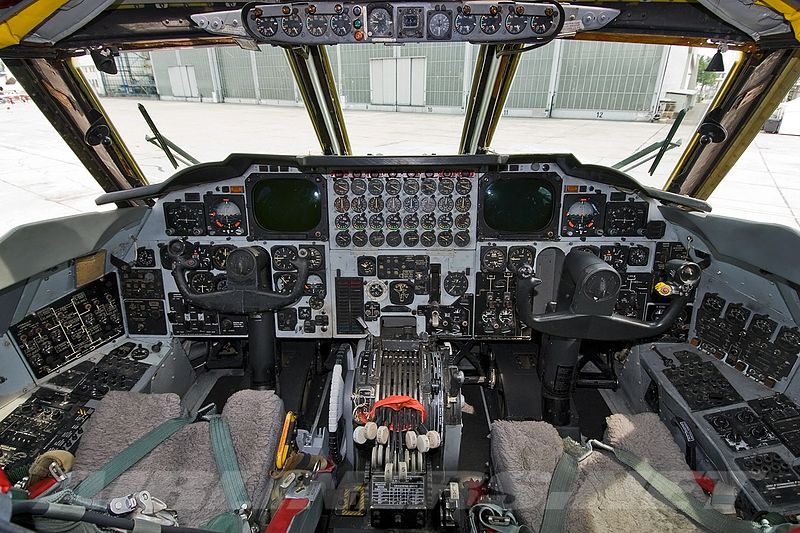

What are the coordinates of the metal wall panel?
(178, 48, 214, 98)
(335, 44, 394, 104)
(555, 41, 664, 112)
(506, 45, 554, 109)
(399, 43, 464, 107)
(150, 50, 178, 96)
(217, 46, 257, 100)
(255, 46, 296, 101)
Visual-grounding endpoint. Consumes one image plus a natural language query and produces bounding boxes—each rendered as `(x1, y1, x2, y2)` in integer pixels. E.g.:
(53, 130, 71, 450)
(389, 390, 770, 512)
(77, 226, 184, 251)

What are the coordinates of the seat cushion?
(490, 413, 707, 532)
(72, 389, 284, 527)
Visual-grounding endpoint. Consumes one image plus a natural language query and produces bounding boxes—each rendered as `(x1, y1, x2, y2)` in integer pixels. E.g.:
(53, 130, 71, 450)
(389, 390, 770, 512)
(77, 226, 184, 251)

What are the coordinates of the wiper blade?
(138, 103, 179, 169)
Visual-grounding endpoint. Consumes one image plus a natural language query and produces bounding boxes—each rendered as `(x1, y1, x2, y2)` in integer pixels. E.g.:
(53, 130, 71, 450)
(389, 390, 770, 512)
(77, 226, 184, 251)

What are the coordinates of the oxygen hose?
(328, 346, 346, 463)
(11, 501, 217, 533)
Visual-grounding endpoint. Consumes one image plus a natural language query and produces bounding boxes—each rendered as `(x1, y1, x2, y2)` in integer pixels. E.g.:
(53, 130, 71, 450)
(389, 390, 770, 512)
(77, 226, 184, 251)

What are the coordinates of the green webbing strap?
(539, 438, 584, 533)
(596, 441, 760, 533)
(207, 415, 250, 514)
(73, 417, 193, 499)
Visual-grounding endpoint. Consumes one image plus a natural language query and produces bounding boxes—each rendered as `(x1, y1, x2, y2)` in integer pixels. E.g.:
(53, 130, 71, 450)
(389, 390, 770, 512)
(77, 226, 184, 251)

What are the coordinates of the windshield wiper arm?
(138, 103, 179, 169)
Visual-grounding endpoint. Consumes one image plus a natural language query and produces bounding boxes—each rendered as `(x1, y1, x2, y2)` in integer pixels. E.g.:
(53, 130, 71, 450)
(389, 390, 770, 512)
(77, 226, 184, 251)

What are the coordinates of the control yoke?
(172, 247, 309, 314)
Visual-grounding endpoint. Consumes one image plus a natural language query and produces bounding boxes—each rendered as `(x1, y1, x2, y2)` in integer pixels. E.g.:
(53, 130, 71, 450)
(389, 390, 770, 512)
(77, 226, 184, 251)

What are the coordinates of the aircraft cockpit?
(0, 2, 799, 533)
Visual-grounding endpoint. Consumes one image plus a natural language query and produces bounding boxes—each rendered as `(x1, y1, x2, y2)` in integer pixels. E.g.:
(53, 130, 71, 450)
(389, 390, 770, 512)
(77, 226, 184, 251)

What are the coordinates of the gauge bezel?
(204, 193, 248, 237)
(426, 10, 452, 40)
(163, 201, 206, 237)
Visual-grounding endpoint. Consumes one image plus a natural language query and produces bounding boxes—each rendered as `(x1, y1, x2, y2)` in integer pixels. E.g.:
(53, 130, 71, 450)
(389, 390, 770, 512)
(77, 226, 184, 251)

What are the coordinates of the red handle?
(0, 466, 11, 494)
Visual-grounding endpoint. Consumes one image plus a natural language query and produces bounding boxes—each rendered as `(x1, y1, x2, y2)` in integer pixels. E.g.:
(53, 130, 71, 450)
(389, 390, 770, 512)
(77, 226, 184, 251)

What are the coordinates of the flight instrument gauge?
(481, 246, 507, 272)
(604, 202, 648, 236)
(368, 179, 384, 195)
(437, 230, 453, 247)
(335, 231, 351, 247)
(561, 193, 606, 237)
(256, 17, 279, 37)
(306, 14, 328, 37)
(531, 15, 554, 34)
(427, 11, 451, 39)
(303, 274, 326, 297)
(386, 178, 402, 195)
(456, 178, 472, 194)
(275, 273, 298, 295)
(480, 12, 502, 34)
(211, 245, 236, 270)
(421, 178, 437, 195)
(627, 246, 649, 267)
(205, 195, 246, 236)
(189, 271, 216, 294)
(351, 178, 367, 195)
(333, 178, 349, 195)
(438, 178, 455, 195)
(330, 12, 352, 36)
(281, 13, 303, 37)
(403, 179, 420, 195)
(508, 246, 535, 272)
(368, 7, 393, 37)
(164, 202, 205, 236)
(454, 12, 476, 34)
(271, 245, 298, 271)
(454, 230, 471, 247)
(300, 246, 324, 270)
(505, 13, 527, 34)
(444, 272, 469, 297)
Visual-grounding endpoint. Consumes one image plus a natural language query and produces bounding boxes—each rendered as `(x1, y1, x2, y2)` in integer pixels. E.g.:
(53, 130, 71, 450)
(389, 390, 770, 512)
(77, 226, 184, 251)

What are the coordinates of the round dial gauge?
(369, 231, 385, 247)
(456, 178, 472, 194)
(455, 196, 471, 212)
(454, 12, 476, 34)
(386, 196, 402, 213)
(386, 230, 402, 247)
(421, 213, 436, 230)
(211, 245, 236, 270)
(386, 213, 402, 230)
(189, 271, 215, 294)
(565, 198, 600, 232)
(703, 294, 725, 312)
(438, 196, 454, 213)
(438, 178, 455, 195)
(368, 7, 393, 37)
(255, 17, 278, 37)
(438, 213, 453, 230)
(403, 196, 419, 213)
(165, 203, 205, 236)
(351, 178, 367, 195)
(444, 272, 468, 297)
(331, 12, 352, 36)
(306, 14, 328, 37)
(726, 305, 750, 326)
(367, 280, 387, 301)
(281, 14, 304, 37)
(335, 213, 351, 230)
(482, 247, 506, 271)
(531, 15, 554, 35)
(403, 179, 420, 195)
(352, 213, 368, 230)
(335, 231, 351, 247)
(368, 179, 384, 195)
(480, 12, 502, 34)
(508, 246, 535, 272)
(333, 196, 350, 213)
(403, 214, 419, 229)
(352, 231, 368, 247)
(369, 214, 385, 230)
(275, 273, 297, 295)
(368, 196, 384, 213)
(454, 230, 471, 247)
(386, 178, 402, 195)
(455, 213, 471, 229)
(505, 13, 527, 34)
(606, 203, 646, 236)
(215, 277, 228, 291)
(271, 246, 298, 271)
(428, 11, 451, 39)
(627, 246, 649, 266)
(403, 231, 419, 246)
(309, 297, 325, 310)
(778, 328, 800, 352)
(421, 178, 437, 195)
(303, 274, 326, 297)
(333, 178, 349, 195)
(437, 231, 453, 247)
(351, 196, 367, 213)
(420, 196, 437, 213)
(750, 316, 776, 337)
(208, 199, 244, 235)
(300, 247, 324, 270)
(420, 231, 436, 247)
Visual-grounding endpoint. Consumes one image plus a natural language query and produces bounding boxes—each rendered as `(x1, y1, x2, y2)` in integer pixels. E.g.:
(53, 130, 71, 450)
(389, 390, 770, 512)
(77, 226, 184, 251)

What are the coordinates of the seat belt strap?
(207, 415, 251, 514)
(74, 417, 193, 499)
(539, 438, 587, 533)
(588, 440, 760, 533)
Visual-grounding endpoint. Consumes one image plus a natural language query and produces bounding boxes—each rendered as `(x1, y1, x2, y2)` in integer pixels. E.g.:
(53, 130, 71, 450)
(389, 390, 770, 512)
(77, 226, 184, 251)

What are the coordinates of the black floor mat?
(458, 384, 495, 471)
(202, 374, 248, 411)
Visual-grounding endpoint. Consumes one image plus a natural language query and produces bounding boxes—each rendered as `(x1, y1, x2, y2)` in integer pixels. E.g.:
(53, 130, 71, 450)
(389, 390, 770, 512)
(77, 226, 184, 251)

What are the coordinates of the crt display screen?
(483, 177, 554, 233)
(252, 178, 322, 233)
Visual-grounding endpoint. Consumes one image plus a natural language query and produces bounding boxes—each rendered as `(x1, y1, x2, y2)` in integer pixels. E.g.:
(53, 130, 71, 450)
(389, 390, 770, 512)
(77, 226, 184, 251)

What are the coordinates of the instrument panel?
(123, 155, 686, 342)
(191, 2, 619, 46)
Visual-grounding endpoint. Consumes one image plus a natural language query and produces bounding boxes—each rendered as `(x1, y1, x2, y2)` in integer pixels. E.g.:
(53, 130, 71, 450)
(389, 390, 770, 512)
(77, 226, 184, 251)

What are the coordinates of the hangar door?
(370, 57, 426, 106)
